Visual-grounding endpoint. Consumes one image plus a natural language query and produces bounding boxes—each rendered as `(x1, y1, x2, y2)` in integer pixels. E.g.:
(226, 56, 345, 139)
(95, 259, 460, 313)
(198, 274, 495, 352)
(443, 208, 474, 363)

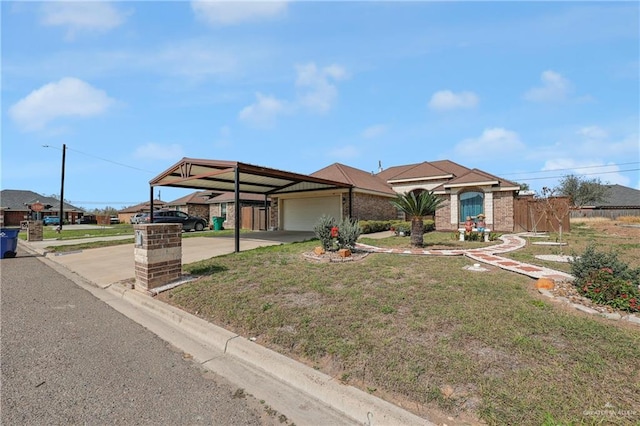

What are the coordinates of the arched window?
(459, 191, 484, 222)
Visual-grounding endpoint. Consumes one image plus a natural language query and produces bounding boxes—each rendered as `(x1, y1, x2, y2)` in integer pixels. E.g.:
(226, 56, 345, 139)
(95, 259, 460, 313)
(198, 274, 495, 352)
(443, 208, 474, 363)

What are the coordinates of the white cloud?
(133, 143, 185, 161)
(191, 0, 287, 26)
(296, 63, 348, 113)
(9, 77, 115, 131)
(362, 124, 387, 139)
(454, 128, 526, 159)
(238, 92, 287, 127)
(523, 70, 572, 102)
(40, 2, 128, 40)
(428, 90, 479, 111)
(237, 62, 347, 128)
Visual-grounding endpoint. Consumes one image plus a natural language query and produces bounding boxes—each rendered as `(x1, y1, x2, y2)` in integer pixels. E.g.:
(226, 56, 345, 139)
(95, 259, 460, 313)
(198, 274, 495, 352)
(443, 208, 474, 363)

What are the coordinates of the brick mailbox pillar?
(27, 221, 43, 242)
(133, 224, 182, 293)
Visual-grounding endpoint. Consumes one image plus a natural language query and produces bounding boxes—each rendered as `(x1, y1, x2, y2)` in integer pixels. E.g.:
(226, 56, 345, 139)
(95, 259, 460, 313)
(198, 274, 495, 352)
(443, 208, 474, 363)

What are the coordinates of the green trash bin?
(212, 217, 224, 231)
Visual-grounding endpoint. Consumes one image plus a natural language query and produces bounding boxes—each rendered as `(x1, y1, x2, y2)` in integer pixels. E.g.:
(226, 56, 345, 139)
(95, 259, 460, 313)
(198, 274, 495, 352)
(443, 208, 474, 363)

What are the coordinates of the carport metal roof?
(149, 158, 352, 195)
(148, 158, 353, 252)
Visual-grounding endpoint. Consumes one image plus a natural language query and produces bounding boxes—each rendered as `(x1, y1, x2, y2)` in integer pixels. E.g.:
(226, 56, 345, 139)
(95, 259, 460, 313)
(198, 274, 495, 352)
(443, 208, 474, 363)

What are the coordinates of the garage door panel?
(282, 197, 341, 231)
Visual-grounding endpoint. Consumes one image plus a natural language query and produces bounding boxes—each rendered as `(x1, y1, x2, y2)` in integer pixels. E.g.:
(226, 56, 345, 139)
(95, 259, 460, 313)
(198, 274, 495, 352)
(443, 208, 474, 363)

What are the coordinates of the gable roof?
(376, 160, 472, 183)
(596, 184, 640, 208)
(438, 168, 520, 191)
(311, 163, 396, 196)
(118, 199, 167, 213)
(166, 190, 221, 206)
(0, 189, 83, 212)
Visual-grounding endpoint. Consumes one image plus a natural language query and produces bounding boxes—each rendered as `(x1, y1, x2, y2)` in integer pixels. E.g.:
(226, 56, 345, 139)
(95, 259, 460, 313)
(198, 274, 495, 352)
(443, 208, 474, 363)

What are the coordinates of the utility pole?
(59, 144, 66, 231)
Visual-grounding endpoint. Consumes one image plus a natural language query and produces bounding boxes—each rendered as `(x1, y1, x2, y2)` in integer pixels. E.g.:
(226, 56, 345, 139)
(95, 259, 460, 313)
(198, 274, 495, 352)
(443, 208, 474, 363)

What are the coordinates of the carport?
(148, 158, 353, 252)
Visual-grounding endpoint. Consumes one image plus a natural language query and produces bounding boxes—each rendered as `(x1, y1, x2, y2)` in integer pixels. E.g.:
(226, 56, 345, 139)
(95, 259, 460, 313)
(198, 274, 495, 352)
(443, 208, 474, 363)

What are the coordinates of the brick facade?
(435, 195, 452, 231)
(492, 191, 515, 232)
(133, 224, 182, 293)
(349, 193, 397, 221)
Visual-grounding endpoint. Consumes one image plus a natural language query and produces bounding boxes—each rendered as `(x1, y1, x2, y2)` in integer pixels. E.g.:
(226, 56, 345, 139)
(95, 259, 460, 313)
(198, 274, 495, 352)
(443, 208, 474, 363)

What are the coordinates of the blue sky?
(2, 1, 639, 210)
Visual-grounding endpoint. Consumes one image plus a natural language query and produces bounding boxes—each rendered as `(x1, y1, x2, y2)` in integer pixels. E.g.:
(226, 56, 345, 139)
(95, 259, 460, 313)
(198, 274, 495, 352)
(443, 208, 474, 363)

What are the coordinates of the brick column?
(134, 224, 182, 293)
(27, 221, 43, 242)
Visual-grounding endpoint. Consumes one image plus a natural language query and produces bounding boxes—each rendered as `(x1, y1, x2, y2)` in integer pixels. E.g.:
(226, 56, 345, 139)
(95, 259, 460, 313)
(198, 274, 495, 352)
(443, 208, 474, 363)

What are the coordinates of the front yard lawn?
(158, 237, 640, 425)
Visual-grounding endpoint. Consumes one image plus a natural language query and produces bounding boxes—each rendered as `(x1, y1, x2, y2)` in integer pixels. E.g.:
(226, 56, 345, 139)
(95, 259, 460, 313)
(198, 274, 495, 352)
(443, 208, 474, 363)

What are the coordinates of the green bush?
(570, 245, 640, 312)
(578, 268, 640, 313)
(570, 245, 639, 284)
(314, 216, 361, 250)
(313, 215, 336, 250)
(337, 217, 361, 249)
(358, 219, 435, 235)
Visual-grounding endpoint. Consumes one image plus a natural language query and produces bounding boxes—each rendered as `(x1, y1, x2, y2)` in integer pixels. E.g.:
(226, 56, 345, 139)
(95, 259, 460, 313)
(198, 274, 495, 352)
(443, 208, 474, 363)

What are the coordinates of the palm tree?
(390, 191, 444, 247)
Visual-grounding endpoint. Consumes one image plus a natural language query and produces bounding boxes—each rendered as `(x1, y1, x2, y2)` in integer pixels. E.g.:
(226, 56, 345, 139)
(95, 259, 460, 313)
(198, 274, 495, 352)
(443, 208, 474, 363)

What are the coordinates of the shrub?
(570, 244, 639, 284)
(313, 215, 336, 250)
(313, 216, 361, 250)
(570, 245, 640, 312)
(393, 222, 411, 236)
(337, 217, 361, 249)
(578, 268, 640, 313)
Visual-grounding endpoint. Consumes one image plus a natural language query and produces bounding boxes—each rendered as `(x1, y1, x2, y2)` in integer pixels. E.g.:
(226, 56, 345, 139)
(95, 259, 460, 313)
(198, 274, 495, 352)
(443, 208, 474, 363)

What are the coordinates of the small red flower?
(621, 294, 628, 299)
(330, 226, 339, 238)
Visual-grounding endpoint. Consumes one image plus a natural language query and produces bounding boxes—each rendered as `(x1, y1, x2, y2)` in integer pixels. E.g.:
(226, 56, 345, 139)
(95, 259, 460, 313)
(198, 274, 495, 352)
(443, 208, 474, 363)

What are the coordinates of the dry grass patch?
(158, 240, 640, 425)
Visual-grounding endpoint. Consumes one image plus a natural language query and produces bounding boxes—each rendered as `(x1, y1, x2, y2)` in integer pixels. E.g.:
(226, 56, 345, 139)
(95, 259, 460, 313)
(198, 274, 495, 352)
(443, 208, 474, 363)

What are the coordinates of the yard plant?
(159, 217, 640, 425)
(389, 190, 444, 247)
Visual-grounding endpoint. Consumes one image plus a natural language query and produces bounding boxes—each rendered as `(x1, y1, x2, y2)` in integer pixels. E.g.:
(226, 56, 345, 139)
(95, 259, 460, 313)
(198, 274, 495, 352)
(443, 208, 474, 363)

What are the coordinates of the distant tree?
(556, 174, 608, 208)
(390, 191, 444, 247)
(514, 181, 530, 192)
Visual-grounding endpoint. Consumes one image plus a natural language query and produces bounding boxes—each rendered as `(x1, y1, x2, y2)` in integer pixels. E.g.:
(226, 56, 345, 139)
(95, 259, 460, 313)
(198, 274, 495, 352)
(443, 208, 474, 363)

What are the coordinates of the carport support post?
(234, 166, 240, 253)
(149, 186, 154, 223)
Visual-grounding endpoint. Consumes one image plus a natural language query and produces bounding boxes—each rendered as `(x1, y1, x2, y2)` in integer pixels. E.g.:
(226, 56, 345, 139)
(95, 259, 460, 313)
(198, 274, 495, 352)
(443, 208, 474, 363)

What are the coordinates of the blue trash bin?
(0, 228, 19, 259)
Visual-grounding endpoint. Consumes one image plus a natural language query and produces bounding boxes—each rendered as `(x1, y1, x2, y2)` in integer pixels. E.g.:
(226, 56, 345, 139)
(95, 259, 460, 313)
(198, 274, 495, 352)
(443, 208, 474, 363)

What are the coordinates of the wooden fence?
(513, 196, 571, 233)
(241, 206, 267, 230)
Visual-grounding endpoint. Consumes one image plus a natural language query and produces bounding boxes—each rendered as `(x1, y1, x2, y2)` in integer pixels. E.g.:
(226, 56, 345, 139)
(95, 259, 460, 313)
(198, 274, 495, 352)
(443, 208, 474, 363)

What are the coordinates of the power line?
(500, 162, 640, 177)
(518, 168, 640, 182)
(65, 146, 156, 174)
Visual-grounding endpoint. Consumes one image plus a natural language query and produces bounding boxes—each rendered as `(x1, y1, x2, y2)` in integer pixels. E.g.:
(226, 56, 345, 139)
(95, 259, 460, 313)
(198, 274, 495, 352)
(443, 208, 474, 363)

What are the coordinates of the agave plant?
(390, 191, 443, 247)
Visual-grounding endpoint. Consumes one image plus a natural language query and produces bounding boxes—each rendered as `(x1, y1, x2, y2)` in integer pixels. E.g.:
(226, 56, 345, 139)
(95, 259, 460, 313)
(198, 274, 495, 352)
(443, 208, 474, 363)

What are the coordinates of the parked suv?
(151, 210, 208, 231)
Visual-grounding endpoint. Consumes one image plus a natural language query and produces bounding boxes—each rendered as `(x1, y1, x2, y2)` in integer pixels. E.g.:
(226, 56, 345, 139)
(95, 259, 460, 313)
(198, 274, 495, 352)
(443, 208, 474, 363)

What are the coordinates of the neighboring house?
(572, 184, 640, 219)
(117, 199, 167, 224)
(207, 192, 270, 230)
(0, 189, 84, 226)
(164, 190, 220, 222)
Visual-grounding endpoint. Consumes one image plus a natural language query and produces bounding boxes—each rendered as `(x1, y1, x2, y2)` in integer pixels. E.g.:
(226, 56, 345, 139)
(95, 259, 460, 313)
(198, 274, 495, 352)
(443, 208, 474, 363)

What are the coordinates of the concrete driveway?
(22, 231, 314, 289)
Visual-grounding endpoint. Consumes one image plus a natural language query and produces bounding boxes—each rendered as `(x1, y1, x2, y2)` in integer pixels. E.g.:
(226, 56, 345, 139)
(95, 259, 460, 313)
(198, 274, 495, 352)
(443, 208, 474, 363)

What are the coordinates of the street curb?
(108, 284, 433, 426)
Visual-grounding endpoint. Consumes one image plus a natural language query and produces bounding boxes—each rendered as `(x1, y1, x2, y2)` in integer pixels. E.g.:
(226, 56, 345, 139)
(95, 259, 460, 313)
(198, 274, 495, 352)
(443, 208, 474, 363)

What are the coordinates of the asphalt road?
(0, 249, 272, 425)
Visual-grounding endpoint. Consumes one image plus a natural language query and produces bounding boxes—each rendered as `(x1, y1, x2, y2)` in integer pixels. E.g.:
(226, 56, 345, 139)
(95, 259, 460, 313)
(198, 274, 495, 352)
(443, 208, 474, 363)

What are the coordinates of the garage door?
(282, 196, 341, 231)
